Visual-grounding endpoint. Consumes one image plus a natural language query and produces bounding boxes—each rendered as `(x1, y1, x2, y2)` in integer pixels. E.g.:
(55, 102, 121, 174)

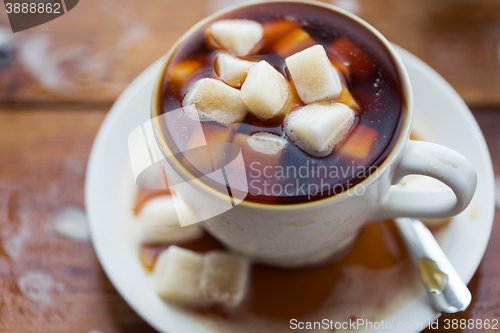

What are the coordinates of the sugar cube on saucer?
(139, 196, 202, 245)
(285, 45, 343, 104)
(209, 19, 263, 57)
(240, 61, 290, 119)
(154, 247, 251, 307)
(200, 252, 250, 307)
(284, 103, 355, 157)
(183, 78, 248, 124)
(154, 246, 207, 304)
(215, 53, 256, 88)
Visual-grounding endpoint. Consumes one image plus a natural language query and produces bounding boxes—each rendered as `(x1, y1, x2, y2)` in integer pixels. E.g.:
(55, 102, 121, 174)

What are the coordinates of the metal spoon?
(394, 218, 471, 314)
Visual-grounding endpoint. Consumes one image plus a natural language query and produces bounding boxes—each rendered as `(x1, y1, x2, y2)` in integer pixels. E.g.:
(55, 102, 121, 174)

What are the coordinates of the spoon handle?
(394, 218, 471, 314)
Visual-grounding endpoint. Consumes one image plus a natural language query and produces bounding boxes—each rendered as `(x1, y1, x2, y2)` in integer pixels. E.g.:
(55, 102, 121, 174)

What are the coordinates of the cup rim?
(151, 0, 413, 211)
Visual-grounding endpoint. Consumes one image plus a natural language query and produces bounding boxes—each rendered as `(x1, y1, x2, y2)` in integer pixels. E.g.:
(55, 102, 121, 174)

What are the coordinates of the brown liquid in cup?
(156, 2, 406, 204)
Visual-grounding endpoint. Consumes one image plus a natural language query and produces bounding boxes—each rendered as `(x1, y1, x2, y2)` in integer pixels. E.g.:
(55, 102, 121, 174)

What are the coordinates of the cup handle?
(374, 140, 477, 220)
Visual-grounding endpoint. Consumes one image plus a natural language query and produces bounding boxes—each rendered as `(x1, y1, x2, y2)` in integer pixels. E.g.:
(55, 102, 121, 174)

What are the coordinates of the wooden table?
(0, 0, 498, 332)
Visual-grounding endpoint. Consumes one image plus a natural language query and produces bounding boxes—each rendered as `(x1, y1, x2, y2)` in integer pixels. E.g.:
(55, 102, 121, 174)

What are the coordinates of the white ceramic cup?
(151, 1, 477, 267)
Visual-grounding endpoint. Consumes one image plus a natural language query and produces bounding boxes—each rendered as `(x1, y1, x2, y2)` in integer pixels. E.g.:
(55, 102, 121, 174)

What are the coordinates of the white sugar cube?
(183, 78, 248, 124)
(215, 53, 256, 87)
(138, 196, 203, 245)
(247, 132, 287, 155)
(154, 247, 251, 308)
(285, 45, 342, 104)
(240, 61, 290, 119)
(210, 19, 263, 56)
(200, 252, 250, 307)
(284, 103, 355, 157)
(154, 246, 207, 304)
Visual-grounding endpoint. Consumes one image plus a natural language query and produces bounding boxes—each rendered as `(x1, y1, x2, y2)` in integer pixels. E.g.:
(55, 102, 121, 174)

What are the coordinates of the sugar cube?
(247, 132, 287, 155)
(154, 247, 251, 308)
(183, 78, 248, 124)
(231, 133, 285, 183)
(285, 45, 343, 104)
(200, 252, 250, 307)
(139, 196, 203, 245)
(154, 246, 207, 304)
(215, 53, 256, 87)
(209, 19, 263, 56)
(240, 61, 290, 120)
(284, 103, 355, 157)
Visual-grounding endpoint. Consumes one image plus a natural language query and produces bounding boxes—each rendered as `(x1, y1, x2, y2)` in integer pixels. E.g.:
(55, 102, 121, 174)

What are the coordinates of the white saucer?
(85, 47, 495, 333)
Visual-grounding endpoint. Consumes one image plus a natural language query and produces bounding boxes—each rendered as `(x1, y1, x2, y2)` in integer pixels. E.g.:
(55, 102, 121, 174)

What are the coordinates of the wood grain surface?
(0, 0, 499, 105)
(0, 0, 498, 332)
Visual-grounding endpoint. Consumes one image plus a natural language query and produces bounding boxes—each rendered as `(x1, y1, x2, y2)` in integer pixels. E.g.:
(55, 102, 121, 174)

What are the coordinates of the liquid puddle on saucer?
(130, 136, 449, 333)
